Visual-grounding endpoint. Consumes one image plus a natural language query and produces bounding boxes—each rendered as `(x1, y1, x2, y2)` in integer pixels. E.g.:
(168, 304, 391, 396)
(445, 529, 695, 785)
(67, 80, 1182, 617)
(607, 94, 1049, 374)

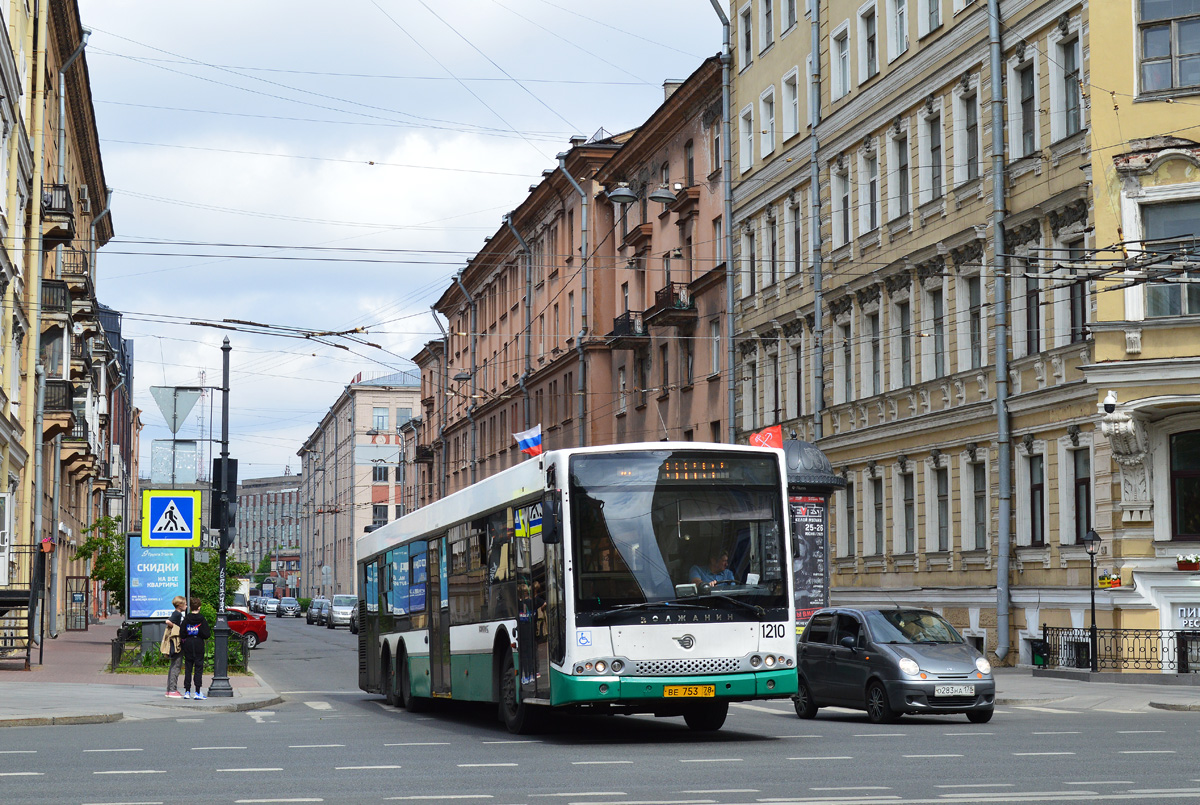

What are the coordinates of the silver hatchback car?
(795, 607, 995, 724)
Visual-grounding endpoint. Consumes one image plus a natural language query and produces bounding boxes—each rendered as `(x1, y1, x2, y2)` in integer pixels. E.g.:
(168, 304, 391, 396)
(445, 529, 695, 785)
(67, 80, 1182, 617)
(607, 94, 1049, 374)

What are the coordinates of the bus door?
(428, 537, 452, 697)
(515, 504, 548, 699)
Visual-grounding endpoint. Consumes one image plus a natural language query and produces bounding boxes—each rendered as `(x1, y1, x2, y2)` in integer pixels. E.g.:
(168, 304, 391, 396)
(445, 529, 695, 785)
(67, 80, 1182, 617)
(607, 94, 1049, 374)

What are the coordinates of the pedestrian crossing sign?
(141, 490, 202, 547)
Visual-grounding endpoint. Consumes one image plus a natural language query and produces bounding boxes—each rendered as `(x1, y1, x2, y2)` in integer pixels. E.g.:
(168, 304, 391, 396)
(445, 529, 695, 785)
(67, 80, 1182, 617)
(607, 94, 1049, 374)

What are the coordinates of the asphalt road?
(6, 617, 1200, 804)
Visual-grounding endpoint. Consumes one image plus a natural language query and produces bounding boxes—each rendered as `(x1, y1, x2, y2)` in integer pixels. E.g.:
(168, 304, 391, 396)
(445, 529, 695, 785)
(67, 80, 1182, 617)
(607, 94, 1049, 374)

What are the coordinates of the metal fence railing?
(1040, 625, 1200, 673)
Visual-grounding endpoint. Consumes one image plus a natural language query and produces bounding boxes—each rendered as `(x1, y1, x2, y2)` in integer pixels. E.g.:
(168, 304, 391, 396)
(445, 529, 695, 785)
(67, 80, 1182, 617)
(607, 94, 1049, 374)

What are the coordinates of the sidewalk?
(0, 616, 281, 727)
(995, 666, 1200, 712)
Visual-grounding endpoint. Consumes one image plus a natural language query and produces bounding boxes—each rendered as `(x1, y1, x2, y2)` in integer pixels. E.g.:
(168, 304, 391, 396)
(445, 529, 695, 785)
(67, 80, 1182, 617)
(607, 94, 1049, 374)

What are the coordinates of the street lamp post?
(1083, 528, 1101, 673)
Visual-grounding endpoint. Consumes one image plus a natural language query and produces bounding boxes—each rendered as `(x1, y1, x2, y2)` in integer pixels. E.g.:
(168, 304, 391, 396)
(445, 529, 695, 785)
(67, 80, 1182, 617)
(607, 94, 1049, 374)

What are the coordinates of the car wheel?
(793, 678, 819, 719)
(967, 708, 994, 724)
(350, 620, 358, 635)
(498, 650, 539, 734)
(683, 701, 729, 731)
(244, 632, 258, 651)
(327, 619, 334, 629)
(866, 681, 898, 724)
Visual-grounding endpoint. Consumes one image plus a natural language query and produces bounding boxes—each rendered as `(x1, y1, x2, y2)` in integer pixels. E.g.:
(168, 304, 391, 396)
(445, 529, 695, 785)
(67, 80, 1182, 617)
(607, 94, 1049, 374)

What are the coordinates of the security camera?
(1103, 390, 1117, 415)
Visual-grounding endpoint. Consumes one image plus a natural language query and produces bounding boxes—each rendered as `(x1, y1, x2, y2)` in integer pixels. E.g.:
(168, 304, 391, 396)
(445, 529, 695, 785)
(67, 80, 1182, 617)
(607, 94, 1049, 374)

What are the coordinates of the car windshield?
(333, 595, 356, 607)
(569, 450, 787, 613)
(281, 598, 297, 605)
(865, 609, 965, 644)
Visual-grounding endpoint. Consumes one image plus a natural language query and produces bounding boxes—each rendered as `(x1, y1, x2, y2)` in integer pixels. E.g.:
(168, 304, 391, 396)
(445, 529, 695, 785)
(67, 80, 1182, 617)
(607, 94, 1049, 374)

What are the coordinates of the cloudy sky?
(77, 0, 720, 479)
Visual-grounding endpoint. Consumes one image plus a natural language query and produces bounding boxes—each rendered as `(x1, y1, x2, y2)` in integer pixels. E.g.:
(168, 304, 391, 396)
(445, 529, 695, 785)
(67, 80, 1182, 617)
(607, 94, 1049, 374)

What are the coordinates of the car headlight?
(975, 657, 992, 675)
(898, 657, 920, 676)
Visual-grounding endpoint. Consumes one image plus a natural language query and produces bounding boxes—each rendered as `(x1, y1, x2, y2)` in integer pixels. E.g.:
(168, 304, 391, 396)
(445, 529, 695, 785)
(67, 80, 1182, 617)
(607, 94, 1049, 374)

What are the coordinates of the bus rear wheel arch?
(382, 647, 397, 707)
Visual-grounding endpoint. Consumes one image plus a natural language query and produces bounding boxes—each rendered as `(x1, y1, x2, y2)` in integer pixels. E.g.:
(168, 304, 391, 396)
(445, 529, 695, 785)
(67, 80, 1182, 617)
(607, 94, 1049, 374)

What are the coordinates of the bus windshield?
(569, 451, 787, 615)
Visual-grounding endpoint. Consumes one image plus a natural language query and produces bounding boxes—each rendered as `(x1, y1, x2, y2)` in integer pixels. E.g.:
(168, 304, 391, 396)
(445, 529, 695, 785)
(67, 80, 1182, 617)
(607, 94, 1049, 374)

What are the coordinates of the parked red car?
(225, 607, 268, 650)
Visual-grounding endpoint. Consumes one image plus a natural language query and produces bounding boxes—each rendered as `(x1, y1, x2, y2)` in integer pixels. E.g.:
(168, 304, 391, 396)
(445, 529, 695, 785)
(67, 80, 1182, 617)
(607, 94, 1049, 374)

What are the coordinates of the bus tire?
(683, 701, 728, 731)
(498, 650, 539, 734)
(382, 650, 397, 707)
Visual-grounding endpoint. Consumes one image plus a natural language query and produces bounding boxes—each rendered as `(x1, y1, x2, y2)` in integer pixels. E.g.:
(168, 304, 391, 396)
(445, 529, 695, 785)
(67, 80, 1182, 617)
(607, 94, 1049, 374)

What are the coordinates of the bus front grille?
(634, 657, 742, 675)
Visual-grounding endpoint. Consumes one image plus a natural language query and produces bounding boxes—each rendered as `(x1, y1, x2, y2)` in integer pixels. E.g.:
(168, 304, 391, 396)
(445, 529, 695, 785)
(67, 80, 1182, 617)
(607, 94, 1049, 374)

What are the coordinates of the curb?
(1149, 701, 1200, 712)
(0, 712, 121, 728)
(995, 696, 1068, 706)
(146, 695, 283, 714)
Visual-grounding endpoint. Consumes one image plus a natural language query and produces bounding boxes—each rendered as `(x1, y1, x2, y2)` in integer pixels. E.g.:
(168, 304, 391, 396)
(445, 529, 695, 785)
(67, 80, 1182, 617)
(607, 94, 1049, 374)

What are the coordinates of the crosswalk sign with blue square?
(141, 490, 202, 547)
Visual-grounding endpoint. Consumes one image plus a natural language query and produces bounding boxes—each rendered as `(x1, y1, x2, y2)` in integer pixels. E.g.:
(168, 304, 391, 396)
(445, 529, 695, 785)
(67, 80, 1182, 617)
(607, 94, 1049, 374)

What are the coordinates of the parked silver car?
(327, 595, 356, 629)
(795, 607, 995, 724)
(263, 597, 280, 615)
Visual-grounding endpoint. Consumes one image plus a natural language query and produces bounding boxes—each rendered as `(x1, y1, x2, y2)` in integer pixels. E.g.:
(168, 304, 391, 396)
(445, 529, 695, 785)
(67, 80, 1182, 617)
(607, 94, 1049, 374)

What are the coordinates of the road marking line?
(1012, 752, 1076, 756)
(944, 732, 993, 736)
(1118, 730, 1166, 734)
(175, 718, 204, 723)
(572, 761, 633, 765)
(936, 784, 1015, 789)
(854, 733, 906, 737)
(84, 748, 143, 753)
(219, 767, 284, 772)
(288, 744, 345, 748)
(788, 756, 854, 760)
(336, 765, 402, 770)
(482, 739, 541, 744)
(386, 742, 451, 746)
(193, 746, 247, 750)
(82, 801, 164, 805)
(778, 735, 823, 739)
(384, 797, 493, 801)
(0, 750, 36, 754)
(1120, 750, 1176, 754)
(1063, 781, 1133, 785)
(1014, 705, 1075, 714)
(458, 763, 519, 767)
(1032, 731, 1079, 735)
(529, 794, 626, 798)
(676, 792, 759, 795)
(810, 787, 892, 791)
(304, 701, 333, 711)
(679, 758, 742, 763)
(0, 772, 44, 776)
(903, 754, 963, 758)
(731, 703, 787, 713)
(93, 770, 167, 775)
(235, 800, 323, 804)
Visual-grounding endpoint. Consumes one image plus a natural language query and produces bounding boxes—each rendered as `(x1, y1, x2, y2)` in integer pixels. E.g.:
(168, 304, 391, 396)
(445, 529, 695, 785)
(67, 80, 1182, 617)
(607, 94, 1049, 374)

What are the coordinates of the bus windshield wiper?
(590, 600, 708, 623)
(697, 594, 765, 617)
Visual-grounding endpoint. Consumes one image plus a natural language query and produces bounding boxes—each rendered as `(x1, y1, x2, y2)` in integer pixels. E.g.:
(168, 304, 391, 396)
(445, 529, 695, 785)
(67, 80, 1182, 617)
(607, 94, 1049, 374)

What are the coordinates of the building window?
(1019, 62, 1036, 156)
(768, 353, 780, 422)
(1066, 241, 1088, 343)
(760, 87, 776, 156)
(862, 7, 878, 79)
(742, 228, 758, 296)
(891, 132, 910, 218)
(840, 322, 854, 403)
(372, 466, 389, 484)
(740, 6, 754, 66)
(768, 215, 779, 285)
(869, 312, 882, 395)
(740, 106, 754, 173)
(684, 139, 695, 186)
(844, 479, 857, 557)
(872, 476, 885, 554)
(1029, 454, 1045, 547)
(833, 169, 851, 247)
(930, 288, 945, 377)
(833, 28, 851, 99)
(761, 0, 774, 49)
(1144, 200, 1200, 316)
(968, 275, 983, 368)
(963, 93, 980, 182)
(659, 344, 669, 391)
(682, 339, 694, 386)
(1171, 430, 1200, 538)
(792, 343, 805, 417)
(786, 0, 797, 29)
(935, 466, 949, 551)
(1073, 449, 1092, 545)
(787, 196, 803, 276)
(927, 113, 943, 201)
(1024, 258, 1041, 355)
(924, 0, 940, 35)
(898, 300, 913, 386)
(372, 407, 389, 431)
(902, 472, 915, 552)
(973, 462, 988, 550)
(1062, 37, 1082, 137)
(783, 70, 801, 139)
(618, 366, 627, 414)
(862, 153, 880, 232)
(744, 362, 758, 431)
(888, 0, 909, 61)
(372, 505, 388, 527)
(710, 320, 722, 375)
(1139, 0, 1200, 94)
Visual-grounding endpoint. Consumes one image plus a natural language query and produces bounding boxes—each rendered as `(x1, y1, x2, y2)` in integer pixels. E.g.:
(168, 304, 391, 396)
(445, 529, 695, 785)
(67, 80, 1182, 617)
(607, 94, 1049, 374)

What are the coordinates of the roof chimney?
(663, 80, 683, 101)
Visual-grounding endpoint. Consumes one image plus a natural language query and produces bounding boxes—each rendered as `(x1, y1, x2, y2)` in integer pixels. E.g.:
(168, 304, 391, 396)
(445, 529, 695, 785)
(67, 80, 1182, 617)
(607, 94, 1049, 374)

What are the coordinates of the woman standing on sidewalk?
(179, 598, 210, 700)
(164, 596, 186, 699)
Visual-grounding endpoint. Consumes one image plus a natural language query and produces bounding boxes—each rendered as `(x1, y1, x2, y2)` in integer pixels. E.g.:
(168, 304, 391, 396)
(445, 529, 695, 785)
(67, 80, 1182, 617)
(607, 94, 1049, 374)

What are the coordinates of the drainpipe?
(709, 1, 736, 443)
(431, 310, 450, 498)
(32, 366, 46, 643)
(988, 0, 1012, 664)
(89, 186, 112, 269)
(504, 213, 533, 431)
(811, 0, 825, 441)
(558, 153, 588, 449)
(452, 273, 477, 484)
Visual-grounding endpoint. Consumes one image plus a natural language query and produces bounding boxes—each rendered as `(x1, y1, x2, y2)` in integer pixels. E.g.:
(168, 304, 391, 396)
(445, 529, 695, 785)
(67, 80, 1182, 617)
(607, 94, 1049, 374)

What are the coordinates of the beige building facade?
(728, 0, 1200, 666)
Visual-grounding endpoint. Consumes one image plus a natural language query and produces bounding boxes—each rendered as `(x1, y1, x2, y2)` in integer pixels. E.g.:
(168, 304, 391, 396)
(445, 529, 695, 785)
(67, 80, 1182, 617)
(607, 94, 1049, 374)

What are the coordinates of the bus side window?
(487, 510, 516, 619)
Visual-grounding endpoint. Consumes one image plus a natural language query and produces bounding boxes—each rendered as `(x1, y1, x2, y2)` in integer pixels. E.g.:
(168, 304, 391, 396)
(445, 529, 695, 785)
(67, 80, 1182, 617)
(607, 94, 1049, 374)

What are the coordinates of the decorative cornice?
(884, 271, 912, 295)
(829, 295, 854, 319)
(1004, 219, 1042, 250)
(1049, 199, 1089, 238)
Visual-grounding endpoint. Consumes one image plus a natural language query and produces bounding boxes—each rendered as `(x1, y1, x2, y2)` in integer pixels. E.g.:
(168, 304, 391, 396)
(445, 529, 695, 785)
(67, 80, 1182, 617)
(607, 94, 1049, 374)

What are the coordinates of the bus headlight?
(764, 655, 776, 668)
(750, 655, 762, 667)
(595, 660, 607, 673)
(611, 660, 623, 672)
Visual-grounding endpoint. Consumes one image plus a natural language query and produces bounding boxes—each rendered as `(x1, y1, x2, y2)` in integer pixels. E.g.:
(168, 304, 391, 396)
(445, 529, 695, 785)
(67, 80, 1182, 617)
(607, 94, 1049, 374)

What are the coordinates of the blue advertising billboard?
(125, 534, 189, 620)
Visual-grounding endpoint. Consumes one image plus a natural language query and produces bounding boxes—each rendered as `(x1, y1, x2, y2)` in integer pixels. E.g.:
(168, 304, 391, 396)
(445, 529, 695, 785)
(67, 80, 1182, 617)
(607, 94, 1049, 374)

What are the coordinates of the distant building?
(235, 475, 302, 573)
(298, 371, 420, 598)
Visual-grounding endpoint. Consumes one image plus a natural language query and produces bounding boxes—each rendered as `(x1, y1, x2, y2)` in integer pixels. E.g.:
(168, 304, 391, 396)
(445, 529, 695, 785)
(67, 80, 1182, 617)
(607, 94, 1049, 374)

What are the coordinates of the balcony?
(414, 445, 435, 464)
(61, 413, 97, 476)
(70, 339, 92, 380)
(644, 282, 697, 328)
(668, 185, 701, 218)
(606, 310, 650, 350)
(43, 380, 74, 439)
(60, 248, 93, 299)
(621, 221, 654, 252)
(41, 279, 69, 314)
(41, 183, 75, 242)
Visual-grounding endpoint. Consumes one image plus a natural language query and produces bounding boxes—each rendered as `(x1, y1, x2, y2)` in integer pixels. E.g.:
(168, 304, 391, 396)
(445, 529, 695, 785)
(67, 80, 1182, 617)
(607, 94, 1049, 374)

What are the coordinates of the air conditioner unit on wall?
(78, 184, 90, 213)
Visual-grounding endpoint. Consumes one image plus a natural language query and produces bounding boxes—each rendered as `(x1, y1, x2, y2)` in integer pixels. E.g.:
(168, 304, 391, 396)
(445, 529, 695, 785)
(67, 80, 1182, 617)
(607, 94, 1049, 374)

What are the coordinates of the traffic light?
(210, 458, 238, 529)
(219, 511, 236, 552)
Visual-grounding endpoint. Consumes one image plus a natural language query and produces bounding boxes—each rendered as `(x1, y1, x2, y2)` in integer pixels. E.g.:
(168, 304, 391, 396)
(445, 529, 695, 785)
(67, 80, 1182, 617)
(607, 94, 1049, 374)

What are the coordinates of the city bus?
(356, 442, 797, 733)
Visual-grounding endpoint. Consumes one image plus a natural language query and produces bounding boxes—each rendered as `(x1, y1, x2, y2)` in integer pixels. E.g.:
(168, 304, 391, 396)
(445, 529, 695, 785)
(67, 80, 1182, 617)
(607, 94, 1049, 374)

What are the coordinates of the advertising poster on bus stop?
(125, 534, 189, 620)
(790, 494, 828, 634)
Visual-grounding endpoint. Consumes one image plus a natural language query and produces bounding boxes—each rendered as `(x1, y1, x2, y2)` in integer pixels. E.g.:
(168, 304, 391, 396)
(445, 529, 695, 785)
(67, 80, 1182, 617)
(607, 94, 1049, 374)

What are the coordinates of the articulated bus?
(356, 442, 797, 733)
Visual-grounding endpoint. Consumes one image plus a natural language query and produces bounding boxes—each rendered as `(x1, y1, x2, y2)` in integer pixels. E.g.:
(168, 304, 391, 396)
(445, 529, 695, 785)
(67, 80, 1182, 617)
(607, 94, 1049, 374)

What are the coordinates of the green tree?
(253, 554, 271, 587)
(192, 554, 252, 610)
(71, 515, 126, 613)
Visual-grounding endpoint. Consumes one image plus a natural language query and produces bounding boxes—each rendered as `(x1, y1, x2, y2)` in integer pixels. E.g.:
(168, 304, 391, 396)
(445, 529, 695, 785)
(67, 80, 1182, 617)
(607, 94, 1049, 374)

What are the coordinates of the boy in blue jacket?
(180, 597, 211, 700)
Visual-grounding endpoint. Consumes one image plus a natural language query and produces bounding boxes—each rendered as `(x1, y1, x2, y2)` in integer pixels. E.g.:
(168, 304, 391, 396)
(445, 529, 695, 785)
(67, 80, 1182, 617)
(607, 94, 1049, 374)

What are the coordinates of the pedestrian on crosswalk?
(179, 597, 211, 700)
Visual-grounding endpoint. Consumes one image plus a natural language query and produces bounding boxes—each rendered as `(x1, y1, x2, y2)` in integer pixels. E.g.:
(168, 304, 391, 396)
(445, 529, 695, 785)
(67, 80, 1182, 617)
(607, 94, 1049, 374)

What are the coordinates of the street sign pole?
(208, 337, 234, 698)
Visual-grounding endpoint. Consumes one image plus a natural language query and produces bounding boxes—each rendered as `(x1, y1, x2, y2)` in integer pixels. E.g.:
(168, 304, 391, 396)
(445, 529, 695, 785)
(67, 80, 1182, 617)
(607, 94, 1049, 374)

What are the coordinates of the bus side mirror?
(542, 492, 562, 545)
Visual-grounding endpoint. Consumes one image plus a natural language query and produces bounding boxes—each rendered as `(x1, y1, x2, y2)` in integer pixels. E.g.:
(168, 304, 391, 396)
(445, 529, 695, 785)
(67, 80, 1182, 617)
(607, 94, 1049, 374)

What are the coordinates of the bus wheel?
(498, 651, 539, 734)
(383, 653, 397, 707)
(683, 701, 728, 731)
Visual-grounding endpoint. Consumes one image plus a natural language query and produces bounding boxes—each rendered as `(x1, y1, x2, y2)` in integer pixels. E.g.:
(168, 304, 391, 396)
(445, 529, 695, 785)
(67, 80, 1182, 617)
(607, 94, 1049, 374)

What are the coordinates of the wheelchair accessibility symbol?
(576, 630, 592, 647)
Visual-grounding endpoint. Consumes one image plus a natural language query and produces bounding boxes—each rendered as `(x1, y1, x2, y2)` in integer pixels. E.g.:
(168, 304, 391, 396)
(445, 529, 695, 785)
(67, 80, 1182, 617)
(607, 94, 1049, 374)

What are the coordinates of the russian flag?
(513, 424, 543, 457)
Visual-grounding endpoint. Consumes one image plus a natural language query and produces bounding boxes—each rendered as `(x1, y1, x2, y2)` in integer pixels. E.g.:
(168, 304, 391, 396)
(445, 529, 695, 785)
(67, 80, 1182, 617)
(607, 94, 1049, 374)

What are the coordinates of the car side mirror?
(839, 635, 857, 651)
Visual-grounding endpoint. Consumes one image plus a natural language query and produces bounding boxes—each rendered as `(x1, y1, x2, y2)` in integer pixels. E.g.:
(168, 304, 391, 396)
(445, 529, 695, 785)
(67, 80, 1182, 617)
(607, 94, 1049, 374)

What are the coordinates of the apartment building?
(728, 0, 1200, 664)
(298, 371, 420, 597)
(235, 474, 302, 571)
